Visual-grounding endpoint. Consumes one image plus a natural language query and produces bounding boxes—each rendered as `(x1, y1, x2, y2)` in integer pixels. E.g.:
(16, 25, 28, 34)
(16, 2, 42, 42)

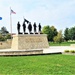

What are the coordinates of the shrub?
(70, 50, 75, 53)
(5, 34, 11, 39)
(0, 34, 6, 41)
(64, 50, 69, 53)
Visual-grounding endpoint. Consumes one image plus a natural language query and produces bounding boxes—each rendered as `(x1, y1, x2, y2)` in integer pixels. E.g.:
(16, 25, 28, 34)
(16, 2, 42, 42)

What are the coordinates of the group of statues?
(17, 19, 41, 34)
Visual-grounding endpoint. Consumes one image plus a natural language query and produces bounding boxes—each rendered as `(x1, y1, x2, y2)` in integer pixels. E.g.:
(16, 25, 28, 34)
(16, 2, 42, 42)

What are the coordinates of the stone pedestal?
(0, 50, 43, 56)
(11, 34, 49, 50)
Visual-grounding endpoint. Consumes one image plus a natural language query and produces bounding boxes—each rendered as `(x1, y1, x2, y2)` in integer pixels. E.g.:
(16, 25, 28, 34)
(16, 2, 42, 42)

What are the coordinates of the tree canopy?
(0, 26, 10, 41)
(64, 26, 75, 41)
(1, 26, 9, 35)
(42, 25, 58, 41)
(64, 28, 69, 41)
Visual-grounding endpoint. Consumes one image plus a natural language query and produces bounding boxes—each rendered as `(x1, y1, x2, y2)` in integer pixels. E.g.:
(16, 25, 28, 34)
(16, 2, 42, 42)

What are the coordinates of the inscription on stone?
(11, 34, 49, 50)
(25, 37, 43, 43)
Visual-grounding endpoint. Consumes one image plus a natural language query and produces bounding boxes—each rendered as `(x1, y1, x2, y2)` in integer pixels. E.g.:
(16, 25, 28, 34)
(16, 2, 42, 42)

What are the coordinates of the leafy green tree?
(53, 36, 58, 43)
(64, 28, 69, 41)
(50, 26, 58, 41)
(42, 26, 53, 41)
(53, 30, 63, 43)
(42, 25, 58, 41)
(69, 26, 75, 40)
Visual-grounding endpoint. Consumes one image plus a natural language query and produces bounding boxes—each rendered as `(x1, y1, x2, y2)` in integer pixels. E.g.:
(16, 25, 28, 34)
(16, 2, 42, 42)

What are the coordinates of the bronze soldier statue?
(22, 18, 30, 34)
(17, 21, 21, 34)
(28, 22, 32, 34)
(38, 23, 41, 33)
(33, 22, 37, 33)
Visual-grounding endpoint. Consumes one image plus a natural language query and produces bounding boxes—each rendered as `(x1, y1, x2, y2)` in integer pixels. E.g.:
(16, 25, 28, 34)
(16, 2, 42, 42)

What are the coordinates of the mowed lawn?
(0, 55, 75, 75)
(49, 42, 75, 46)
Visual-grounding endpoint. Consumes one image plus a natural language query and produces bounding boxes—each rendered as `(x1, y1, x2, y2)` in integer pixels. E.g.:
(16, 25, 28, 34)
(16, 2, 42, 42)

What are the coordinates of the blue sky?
(0, 0, 75, 33)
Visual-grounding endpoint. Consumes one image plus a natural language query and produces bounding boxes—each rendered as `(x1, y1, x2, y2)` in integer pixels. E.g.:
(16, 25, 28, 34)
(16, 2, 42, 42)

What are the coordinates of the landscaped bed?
(63, 50, 75, 55)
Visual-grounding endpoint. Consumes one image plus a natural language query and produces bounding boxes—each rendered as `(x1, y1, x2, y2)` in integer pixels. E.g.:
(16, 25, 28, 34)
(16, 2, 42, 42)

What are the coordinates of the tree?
(53, 30, 63, 43)
(1, 26, 9, 35)
(50, 26, 58, 41)
(42, 25, 58, 41)
(0, 26, 11, 41)
(69, 26, 75, 40)
(42, 26, 53, 41)
(64, 28, 69, 41)
(53, 36, 58, 43)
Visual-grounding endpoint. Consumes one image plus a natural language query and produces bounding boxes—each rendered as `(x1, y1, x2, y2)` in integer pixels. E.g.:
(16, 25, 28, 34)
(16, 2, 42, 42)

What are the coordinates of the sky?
(0, 0, 75, 33)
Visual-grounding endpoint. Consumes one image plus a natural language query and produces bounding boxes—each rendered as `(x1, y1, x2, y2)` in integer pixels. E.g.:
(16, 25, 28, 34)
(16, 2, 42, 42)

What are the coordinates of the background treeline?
(0, 25, 75, 43)
(64, 27, 75, 41)
(42, 25, 75, 43)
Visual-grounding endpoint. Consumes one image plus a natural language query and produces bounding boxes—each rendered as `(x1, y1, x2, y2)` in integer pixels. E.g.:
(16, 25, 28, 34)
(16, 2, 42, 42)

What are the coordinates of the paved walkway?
(43, 46, 75, 53)
(0, 46, 75, 53)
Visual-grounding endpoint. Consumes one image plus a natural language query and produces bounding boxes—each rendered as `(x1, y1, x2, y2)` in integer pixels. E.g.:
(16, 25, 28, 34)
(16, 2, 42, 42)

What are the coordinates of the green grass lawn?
(0, 54, 75, 75)
(49, 42, 75, 46)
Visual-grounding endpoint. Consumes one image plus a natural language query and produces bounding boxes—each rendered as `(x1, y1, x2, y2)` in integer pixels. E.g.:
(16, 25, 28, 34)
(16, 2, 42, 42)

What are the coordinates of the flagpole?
(10, 7, 12, 38)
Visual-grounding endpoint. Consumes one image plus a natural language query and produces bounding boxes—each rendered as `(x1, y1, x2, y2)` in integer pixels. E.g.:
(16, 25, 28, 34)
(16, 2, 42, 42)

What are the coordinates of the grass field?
(0, 54, 75, 75)
(49, 42, 75, 46)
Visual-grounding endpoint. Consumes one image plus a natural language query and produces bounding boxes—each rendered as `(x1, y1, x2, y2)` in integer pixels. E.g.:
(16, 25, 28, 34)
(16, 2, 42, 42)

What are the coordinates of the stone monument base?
(0, 49, 43, 56)
(11, 34, 49, 50)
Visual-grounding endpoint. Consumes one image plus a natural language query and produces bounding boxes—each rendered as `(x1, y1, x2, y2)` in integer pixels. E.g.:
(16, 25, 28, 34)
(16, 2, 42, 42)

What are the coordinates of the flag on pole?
(10, 8, 16, 37)
(0, 17, 2, 20)
(10, 9, 16, 14)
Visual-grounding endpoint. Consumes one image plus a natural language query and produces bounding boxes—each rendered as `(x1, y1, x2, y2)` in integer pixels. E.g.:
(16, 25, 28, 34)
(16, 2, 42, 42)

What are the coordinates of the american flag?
(11, 9, 16, 14)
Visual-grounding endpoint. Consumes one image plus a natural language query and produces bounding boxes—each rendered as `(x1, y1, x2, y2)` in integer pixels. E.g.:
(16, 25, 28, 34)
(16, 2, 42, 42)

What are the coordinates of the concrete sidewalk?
(43, 46, 75, 53)
(0, 46, 75, 53)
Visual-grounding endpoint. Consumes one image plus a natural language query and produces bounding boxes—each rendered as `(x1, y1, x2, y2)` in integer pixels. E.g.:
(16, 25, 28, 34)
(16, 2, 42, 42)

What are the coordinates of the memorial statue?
(28, 22, 32, 33)
(33, 22, 37, 33)
(22, 20, 26, 34)
(38, 23, 41, 32)
(17, 21, 21, 34)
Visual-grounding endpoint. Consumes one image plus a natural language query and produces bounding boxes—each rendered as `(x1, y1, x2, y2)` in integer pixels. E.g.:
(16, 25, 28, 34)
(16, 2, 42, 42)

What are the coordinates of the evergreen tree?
(64, 28, 69, 41)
